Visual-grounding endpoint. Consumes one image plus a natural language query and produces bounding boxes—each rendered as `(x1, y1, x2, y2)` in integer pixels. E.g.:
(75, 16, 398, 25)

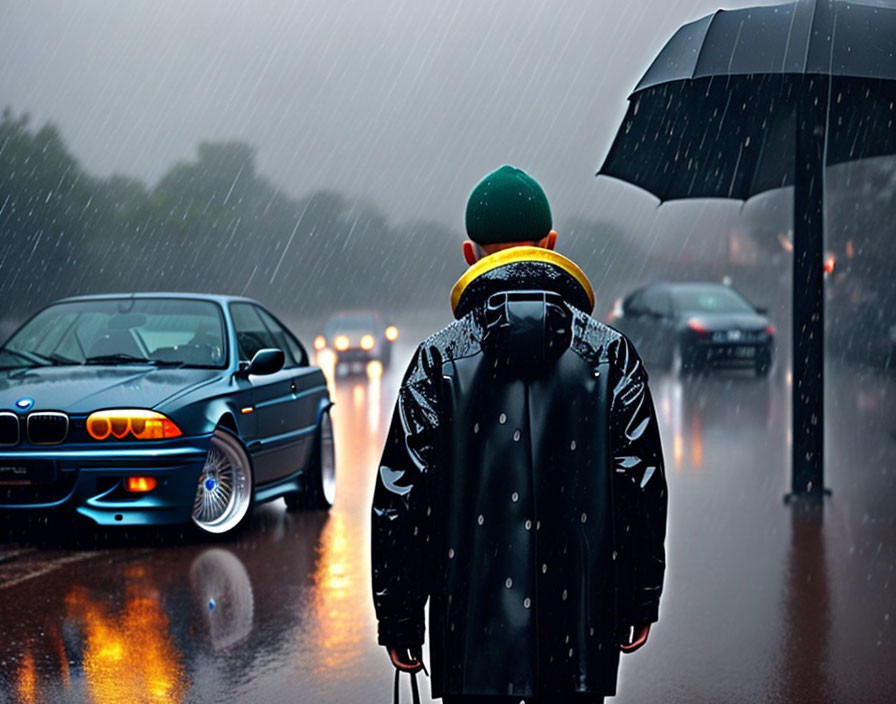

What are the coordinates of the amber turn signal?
(86, 410, 182, 441)
(125, 476, 158, 492)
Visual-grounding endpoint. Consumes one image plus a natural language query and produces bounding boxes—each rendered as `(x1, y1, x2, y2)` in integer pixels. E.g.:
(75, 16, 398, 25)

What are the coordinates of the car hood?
(679, 311, 769, 331)
(0, 366, 224, 414)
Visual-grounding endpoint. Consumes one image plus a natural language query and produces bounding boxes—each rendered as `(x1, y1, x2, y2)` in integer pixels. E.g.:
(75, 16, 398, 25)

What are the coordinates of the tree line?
(0, 108, 651, 332)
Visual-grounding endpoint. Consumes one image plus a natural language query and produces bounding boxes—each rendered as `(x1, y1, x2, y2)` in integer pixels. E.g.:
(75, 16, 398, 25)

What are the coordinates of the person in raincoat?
(371, 165, 667, 703)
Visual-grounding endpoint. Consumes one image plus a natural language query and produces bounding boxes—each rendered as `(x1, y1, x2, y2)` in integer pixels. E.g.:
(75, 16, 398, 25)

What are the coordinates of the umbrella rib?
(691, 10, 722, 81)
(802, 0, 819, 76)
(781, 2, 800, 72)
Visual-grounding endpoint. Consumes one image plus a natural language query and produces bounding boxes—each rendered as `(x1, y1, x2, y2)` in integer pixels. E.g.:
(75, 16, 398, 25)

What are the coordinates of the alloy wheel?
(192, 430, 252, 534)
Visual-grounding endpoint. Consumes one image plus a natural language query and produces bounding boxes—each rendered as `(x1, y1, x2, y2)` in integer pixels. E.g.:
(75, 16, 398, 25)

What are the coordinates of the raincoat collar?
(450, 246, 595, 319)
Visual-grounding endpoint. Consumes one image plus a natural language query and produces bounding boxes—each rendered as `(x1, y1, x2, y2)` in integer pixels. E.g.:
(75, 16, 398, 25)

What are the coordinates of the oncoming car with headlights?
(0, 293, 335, 535)
(314, 311, 397, 373)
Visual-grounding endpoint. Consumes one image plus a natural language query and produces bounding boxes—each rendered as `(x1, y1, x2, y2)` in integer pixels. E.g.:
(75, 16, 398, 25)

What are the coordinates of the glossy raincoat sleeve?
(371, 344, 439, 647)
(609, 335, 668, 625)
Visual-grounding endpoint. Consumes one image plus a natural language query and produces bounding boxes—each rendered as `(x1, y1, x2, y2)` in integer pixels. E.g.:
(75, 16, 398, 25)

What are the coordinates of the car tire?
(285, 410, 336, 512)
(670, 343, 686, 377)
(191, 428, 254, 535)
(672, 342, 700, 377)
(755, 351, 772, 377)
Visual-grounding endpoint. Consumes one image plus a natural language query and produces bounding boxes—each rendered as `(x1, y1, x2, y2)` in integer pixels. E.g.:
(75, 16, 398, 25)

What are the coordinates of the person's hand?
(619, 623, 651, 653)
(387, 645, 424, 672)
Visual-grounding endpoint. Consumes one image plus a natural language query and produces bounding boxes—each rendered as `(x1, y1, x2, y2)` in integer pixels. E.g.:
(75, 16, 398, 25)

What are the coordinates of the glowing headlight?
(334, 335, 350, 351)
(360, 334, 375, 350)
(314, 335, 327, 351)
(385, 326, 398, 341)
(86, 409, 182, 441)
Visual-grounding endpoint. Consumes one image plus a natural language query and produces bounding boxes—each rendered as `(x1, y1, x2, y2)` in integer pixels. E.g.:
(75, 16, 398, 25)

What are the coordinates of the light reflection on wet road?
(0, 336, 894, 703)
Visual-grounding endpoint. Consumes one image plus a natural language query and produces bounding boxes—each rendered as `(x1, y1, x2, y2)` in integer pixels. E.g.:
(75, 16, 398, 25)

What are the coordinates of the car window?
(624, 290, 647, 314)
(324, 314, 378, 336)
(670, 286, 755, 314)
(231, 303, 277, 362)
(642, 289, 672, 316)
(256, 308, 307, 367)
(2, 298, 227, 368)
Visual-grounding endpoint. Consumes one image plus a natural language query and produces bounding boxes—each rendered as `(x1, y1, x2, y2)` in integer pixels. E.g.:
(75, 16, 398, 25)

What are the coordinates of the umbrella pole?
(788, 75, 829, 505)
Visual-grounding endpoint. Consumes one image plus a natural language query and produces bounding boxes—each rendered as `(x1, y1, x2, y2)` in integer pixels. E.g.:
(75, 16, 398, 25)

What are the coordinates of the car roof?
(54, 292, 265, 307)
(630, 282, 738, 296)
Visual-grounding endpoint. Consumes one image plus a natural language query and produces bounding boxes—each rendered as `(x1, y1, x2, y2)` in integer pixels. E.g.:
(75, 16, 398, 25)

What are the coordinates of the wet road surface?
(1, 333, 894, 703)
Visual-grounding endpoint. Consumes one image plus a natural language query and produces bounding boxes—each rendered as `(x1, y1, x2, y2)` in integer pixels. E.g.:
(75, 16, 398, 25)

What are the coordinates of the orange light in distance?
(334, 335, 350, 351)
(360, 334, 375, 350)
(824, 255, 835, 275)
(385, 326, 398, 342)
(125, 476, 158, 493)
(314, 335, 327, 351)
(86, 410, 182, 441)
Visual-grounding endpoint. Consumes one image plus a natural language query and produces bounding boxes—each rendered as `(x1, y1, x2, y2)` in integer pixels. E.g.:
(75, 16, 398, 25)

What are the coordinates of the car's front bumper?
(334, 347, 379, 363)
(690, 340, 774, 368)
(0, 434, 212, 526)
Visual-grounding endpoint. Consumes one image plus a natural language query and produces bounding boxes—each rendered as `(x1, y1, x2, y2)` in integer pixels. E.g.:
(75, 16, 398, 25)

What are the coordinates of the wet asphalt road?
(1, 334, 894, 704)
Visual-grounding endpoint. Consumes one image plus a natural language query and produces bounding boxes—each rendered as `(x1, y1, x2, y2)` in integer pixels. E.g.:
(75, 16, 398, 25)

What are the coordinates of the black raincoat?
(372, 247, 667, 699)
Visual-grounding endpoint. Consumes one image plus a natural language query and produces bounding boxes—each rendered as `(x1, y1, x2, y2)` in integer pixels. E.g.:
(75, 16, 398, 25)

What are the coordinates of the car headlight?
(385, 325, 399, 341)
(360, 334, 375, 350)
(334, 335, 350, 351)
(313, 335, 327, 351)
(86, 409, 182, 440)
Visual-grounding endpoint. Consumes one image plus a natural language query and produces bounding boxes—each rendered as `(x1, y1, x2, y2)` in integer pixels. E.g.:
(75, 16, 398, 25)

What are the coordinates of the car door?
(254, 306, 326, 476)
(619, 290, 649, 350)
(640, 287, 677, 366)
(230, 303, 303, 485)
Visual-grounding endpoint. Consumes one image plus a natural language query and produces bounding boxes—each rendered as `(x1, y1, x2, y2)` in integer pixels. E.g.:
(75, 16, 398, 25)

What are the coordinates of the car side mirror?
(245, 348, 285, 376)
(755, 305, 768, 315)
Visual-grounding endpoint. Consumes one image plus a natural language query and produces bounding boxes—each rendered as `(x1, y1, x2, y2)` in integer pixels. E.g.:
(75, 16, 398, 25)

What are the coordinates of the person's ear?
(463, 240, 478, 266)
(545, 230, 558, 250)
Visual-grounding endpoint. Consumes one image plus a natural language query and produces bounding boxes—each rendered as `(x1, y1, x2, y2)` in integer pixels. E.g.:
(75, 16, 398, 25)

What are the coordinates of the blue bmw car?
(0, 293, 335, 535)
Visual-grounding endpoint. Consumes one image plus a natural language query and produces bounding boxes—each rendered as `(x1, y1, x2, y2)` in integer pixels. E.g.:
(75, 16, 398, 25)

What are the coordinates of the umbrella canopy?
(600, 0, 896, 201)
(597, 0, 896, 503)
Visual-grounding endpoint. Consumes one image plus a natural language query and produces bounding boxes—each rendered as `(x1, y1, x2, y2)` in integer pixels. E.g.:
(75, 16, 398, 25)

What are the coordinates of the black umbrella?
(598, 0, 896, 504)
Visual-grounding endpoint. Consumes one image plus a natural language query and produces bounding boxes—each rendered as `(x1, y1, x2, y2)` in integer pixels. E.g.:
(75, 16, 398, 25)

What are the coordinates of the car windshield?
(670, 286, 755, 315)
(0, 298, 227, 369)
(325, 314, 377, 335)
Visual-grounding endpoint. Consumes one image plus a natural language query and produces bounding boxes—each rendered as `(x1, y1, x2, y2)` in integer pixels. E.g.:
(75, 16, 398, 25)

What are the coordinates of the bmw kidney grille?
(26, 412, 70, 445)
(0, 412, 20, 446)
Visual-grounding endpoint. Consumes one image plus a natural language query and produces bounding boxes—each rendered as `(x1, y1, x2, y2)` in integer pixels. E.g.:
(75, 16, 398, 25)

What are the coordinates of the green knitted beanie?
(465, 165, 552, 245)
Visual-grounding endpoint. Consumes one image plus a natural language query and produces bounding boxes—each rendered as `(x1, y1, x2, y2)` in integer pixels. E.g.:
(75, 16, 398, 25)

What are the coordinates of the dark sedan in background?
(610, 282, 775, 376)
(0, 293, 335, 535)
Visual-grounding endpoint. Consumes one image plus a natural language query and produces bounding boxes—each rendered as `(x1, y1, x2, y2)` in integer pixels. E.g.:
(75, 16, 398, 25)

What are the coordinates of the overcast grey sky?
(0, 0, 782, 233)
